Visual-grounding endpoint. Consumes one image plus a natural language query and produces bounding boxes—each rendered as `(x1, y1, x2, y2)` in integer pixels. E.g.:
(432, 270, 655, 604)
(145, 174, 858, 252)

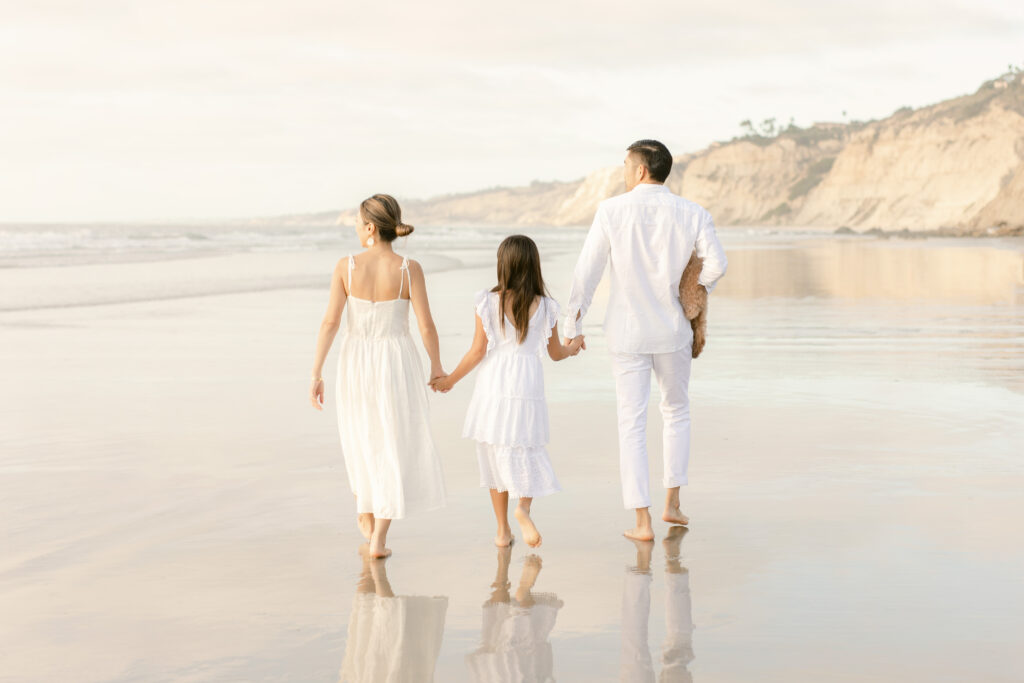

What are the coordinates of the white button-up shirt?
(564, 183, 728, 354)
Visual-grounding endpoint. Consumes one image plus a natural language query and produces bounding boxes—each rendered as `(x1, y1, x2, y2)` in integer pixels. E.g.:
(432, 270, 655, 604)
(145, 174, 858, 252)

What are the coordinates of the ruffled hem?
(476, 442, 561, 499)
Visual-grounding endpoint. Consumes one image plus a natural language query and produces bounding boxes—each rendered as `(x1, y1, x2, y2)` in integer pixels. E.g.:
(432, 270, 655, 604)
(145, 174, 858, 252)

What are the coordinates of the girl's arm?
(310, 258, 349, 410)
(431, 314, 488, 393)
(407, 259, 446, 382)
(547, 321, 584, 361)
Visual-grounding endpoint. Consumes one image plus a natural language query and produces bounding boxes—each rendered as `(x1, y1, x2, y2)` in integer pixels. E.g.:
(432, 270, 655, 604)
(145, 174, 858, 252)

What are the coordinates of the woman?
(310, 193, 447, 558)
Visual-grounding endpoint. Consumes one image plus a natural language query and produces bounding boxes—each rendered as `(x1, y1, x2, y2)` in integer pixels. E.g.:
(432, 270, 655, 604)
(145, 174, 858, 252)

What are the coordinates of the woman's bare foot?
(662, 506, 690, 526)
(514, 505, 542, 548)
(367, 518, 391, 559)
(368, 537, 391, 559)
(357, 513, 375, 540)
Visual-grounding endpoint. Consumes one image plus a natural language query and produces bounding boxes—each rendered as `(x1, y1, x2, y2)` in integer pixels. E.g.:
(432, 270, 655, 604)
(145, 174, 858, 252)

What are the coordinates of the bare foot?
(514, 506, 542, 548)
(624, 526, 655, 542)
(495, 532, 515, 548)
(357, 513, 375, 540)
(662, 506, 690, 526)
(368, 535, 391, 559)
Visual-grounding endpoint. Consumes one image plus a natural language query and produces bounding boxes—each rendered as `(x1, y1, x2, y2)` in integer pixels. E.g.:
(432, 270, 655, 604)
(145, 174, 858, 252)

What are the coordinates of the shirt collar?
(630, 183, 669, 193)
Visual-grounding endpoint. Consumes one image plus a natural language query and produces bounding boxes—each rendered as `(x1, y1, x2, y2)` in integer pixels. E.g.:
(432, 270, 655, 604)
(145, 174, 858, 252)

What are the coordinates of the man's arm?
(564, 206, 611, 338)
(694, 210, 727, 293)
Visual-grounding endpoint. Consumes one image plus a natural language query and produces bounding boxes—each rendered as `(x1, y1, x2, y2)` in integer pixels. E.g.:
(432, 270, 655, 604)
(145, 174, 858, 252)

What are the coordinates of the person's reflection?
(339, 549, 448, 683)
(620, 527, 694, 683)
(466, 547, 564, 682)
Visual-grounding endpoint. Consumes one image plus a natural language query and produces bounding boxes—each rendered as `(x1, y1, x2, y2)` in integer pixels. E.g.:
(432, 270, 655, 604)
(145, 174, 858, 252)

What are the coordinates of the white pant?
(611, 348, 692, 510)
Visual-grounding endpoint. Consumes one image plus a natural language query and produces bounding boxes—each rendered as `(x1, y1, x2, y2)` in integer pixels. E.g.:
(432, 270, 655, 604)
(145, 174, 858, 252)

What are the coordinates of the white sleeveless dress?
(335, 255, 446, 519)
(462, 290, 562, 499)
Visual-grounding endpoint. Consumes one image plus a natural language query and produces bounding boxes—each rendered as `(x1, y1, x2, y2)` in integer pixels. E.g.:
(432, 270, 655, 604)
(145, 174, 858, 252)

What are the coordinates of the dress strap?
(347, 254, 354, 293)
(398, 256, 410, 298)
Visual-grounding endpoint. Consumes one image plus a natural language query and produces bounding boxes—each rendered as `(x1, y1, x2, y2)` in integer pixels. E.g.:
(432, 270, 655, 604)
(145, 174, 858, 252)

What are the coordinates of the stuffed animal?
(679, 250, 708, 358)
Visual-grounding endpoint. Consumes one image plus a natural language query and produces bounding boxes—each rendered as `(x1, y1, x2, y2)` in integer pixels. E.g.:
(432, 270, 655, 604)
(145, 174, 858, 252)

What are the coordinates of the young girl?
(431, 235, 584, 548)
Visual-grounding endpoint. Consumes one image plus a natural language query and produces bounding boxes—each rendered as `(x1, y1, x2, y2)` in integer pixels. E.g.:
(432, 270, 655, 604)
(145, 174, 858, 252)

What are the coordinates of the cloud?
(1, 0, 1022, 220)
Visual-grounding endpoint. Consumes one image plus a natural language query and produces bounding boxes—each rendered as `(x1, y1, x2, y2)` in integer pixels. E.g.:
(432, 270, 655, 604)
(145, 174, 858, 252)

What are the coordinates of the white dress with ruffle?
(462, 290, 562, 499)
(335, 255, 447, 519)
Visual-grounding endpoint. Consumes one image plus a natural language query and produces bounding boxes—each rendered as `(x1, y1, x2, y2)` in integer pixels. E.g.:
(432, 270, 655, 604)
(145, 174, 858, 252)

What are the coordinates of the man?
(564, 139, 727, 541)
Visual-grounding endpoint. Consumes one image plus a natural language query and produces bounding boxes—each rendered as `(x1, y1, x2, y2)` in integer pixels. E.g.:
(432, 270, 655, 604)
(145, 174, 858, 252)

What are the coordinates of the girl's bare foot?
(357, 513, 375, 540)
(662, 506, 689, 526)
(495, 530, 515, 547)
(514, 506, 542, 548)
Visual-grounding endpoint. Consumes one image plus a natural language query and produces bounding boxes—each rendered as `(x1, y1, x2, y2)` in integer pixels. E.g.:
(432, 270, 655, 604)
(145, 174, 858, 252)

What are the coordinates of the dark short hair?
(627, 139, 672, 183)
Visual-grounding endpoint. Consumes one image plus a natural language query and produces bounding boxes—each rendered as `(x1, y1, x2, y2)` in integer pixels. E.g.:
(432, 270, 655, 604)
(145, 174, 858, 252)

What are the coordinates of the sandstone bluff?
(311, 71, 1023, 235)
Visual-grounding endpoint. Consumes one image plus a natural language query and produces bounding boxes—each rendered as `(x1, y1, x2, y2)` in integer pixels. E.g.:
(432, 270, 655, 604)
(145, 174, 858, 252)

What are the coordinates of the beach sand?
(2, 229, 1023, 682)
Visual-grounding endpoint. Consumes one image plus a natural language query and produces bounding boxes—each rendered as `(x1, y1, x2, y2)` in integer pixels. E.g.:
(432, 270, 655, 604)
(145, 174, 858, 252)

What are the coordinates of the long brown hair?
(359, 194, 414, 242)
(492, 235, 548, 344)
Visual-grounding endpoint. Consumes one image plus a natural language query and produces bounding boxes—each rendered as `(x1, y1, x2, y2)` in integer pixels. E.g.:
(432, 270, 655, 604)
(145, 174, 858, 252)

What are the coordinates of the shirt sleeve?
(694, 210, 728, 294)
(564, 205, 611, 338)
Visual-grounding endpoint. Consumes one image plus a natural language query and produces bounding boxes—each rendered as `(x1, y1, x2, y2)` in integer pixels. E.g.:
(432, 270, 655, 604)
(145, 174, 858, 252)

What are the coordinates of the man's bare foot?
(662, 506, 689, 526)
(624, 526, 655, 542)
(514, 506, 542, 548)
(357, 513, 375, 540)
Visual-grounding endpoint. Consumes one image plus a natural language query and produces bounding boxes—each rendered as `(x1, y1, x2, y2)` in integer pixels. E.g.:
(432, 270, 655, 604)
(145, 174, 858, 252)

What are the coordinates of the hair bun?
(395, 222, 414, 237)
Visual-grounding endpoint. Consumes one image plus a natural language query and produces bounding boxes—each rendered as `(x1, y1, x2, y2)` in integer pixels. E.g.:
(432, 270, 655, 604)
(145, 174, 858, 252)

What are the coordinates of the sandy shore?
(2, 232, 1023, 682)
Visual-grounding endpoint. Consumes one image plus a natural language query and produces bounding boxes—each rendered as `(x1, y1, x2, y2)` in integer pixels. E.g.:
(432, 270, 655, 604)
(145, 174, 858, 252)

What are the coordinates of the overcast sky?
(2, 0, 1023, 222)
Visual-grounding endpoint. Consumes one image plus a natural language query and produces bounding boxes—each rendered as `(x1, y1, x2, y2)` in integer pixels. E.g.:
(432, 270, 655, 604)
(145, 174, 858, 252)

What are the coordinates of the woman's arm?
(431, 315, 488, 393)
(310, 258, 349, 410)
(547, 321, 584, 361)
(407, 259, 445, 381)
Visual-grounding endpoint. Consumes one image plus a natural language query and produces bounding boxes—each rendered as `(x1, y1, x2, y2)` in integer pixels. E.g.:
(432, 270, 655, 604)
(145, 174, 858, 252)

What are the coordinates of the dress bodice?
(345, 297, 411, 339)
(344, 254, 413, 340)
(476, 290, 559, 357)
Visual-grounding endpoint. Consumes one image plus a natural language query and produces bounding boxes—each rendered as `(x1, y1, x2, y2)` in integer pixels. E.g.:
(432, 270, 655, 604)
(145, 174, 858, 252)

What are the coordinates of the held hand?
(310, 377, 325, 411)
(567, 335, 586, 356)
(429, 374, 455, 393)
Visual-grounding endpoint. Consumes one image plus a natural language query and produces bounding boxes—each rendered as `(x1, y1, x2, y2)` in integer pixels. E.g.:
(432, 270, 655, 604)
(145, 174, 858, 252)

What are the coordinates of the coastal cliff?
(329, 71, 1024, 234)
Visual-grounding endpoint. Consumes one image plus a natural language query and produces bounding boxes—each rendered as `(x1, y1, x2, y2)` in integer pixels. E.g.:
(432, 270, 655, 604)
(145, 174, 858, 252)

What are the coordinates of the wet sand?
(2, 231, 1023, 682)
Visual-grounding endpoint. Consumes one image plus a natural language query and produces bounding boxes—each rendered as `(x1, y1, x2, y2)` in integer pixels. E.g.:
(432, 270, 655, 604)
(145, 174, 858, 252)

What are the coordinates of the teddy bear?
(679, 250, 708, 358)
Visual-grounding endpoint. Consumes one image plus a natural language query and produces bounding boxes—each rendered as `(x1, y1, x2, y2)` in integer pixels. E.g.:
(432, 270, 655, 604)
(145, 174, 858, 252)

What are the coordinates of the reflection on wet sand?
(339, 552, 448, 683)
(717, 241, 1024, 303)
(466, 548, 564, 682)
(621, 527, 694, 683)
